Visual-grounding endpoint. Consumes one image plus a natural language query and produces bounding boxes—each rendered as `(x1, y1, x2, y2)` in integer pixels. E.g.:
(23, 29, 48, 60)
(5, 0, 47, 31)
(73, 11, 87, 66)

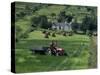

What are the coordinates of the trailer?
(30, 46, 67, 56)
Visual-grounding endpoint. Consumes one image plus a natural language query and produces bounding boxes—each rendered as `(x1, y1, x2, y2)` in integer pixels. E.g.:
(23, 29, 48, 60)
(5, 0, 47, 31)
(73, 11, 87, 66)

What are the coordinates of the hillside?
(13, 2, 97, 73)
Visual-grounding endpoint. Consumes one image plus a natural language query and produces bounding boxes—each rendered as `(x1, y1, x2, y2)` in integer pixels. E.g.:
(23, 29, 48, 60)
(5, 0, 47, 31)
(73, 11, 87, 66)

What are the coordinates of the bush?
(44, 32, 49, 38)
(63, 32, 67, 36)
(42, 30, 46, 34)
(52, 32, 56, 37)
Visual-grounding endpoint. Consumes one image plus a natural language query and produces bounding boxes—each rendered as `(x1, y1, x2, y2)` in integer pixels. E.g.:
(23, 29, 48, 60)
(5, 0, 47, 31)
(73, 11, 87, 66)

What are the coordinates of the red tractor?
(30, 46, 67, 56)
(48, 47, 66, 56)
(56, 48, 64, 56)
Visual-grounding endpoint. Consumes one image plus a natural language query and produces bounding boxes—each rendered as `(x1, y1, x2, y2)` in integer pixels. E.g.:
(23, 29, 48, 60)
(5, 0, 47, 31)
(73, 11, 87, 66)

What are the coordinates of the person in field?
(49, 40, 64, 56)
(49, 40, 58, 55)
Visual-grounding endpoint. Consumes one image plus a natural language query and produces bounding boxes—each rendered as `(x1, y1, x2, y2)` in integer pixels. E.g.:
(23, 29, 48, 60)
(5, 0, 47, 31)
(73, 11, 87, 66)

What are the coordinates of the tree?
(39, 15, 49, 29)
(57, 10, 73, 23)
(80, 6, 97, 34)
(58, 11, 66, 22)
(81, 15, 97, 34)
(31, 15, 51, 29)
(51, 13, 56, 22)
(66, 15, 73, 23)
(25, 5, 32, 15)
(19, 11, 26, 17)
(31, 16, 40, 27)
(51, 13, 56, 18)
(72, 22, 79, 33)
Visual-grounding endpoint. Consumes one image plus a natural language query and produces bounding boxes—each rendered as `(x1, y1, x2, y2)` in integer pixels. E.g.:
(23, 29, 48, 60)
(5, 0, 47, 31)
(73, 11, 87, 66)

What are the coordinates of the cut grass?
(27, 31, 89, 41)
(15, 30, 90, 73)
(16, 49, 89, 73)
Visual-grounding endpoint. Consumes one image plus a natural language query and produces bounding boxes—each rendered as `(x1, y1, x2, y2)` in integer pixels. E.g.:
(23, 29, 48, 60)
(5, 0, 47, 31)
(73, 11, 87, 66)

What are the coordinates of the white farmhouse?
(52, 21, 72, 31)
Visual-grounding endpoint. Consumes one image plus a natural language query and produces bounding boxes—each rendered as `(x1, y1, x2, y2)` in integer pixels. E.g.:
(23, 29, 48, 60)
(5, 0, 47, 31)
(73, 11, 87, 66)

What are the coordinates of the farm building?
(52, 21, 72, 31)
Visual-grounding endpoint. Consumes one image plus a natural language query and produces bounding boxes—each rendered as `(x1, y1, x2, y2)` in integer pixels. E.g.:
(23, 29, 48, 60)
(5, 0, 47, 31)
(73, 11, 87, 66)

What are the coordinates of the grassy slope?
(36, 5, 65, 16)
(15, 31, 90, 73)
(15, 5, 66, 36)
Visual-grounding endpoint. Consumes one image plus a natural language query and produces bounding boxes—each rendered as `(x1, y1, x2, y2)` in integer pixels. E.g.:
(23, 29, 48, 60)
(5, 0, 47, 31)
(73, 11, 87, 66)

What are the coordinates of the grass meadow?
(15, 31, 90, 73)
(14, 2, 97, 73)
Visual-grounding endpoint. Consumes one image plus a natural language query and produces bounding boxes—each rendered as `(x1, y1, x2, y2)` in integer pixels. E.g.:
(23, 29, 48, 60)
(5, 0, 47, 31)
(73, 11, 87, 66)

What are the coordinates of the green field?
(14, 2, 97, 73)
(15, 30, 90, 73)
